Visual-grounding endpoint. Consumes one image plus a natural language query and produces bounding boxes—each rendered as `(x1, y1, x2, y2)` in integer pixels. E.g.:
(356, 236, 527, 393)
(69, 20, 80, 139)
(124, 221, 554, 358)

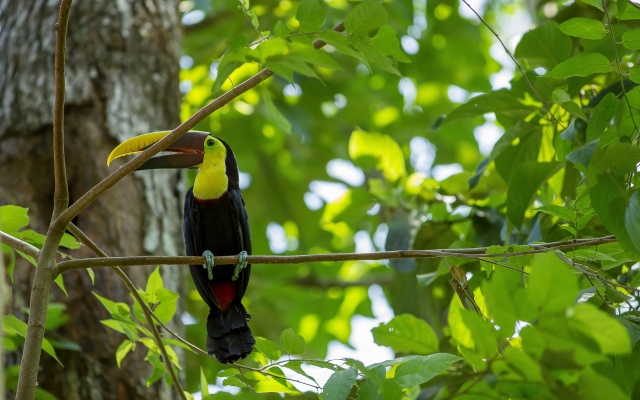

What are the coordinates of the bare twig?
(65, 223, 186, 399)
(460, 0, 566, 129)
(0, 231, 40, 259)
(55, 236, 617, 273)
(51, 22, 346, 234)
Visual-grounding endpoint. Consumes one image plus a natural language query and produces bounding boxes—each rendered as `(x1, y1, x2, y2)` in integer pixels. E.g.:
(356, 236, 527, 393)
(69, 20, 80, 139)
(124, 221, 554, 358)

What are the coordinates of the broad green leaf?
(393, 353, 460, 388)
(116, 340, 134, 367)
(254, 336, 281, 360)
(559, 18, 606, 40)
(59, 232, 81, 249)
(514, 21, 572, 69)
(274, 20, 289, 38)
(322, 366, 357, 400)
(570, 303, 631, 354)
(546, 53, 612, 79)
(586, 93, 619, 142)
(288, 42, 341, 69)
(506, 161, 563, 227)
(262, 88, 291, 134)
(254, 375, 300, 394)
(580, 0, 604, 11)
(483, 267, 532, 337)
(295, 0, 324, 32)
(200, 367, 210, 396)
(212, 47, 247, 94)
(154, 288, 179, 324)
(630, 65, 640, 84)
(444, 90, 538, 126)
(319, 31, 368, 65)
(280, 328, 306, 355)
(566, 140, 598, 168)
(0, 205, 29, 234)
(625, 191, 640, 253)
(371, 314, 438, 354)
(578, 367, 628, 400)
(349, 130, 405, 182)
(282, 361, 318, 385)
(370, 25, 410, 63)
(348, 35, 401, 76)
(527, 252, 578, 314)
(146, 267, 163, 304)
(101, 319, 138, 342)
(536, 204, 576, 222)
(344, 1, 388, 36)
(622, 29, 640, 49)
(4, 315, 61, 365)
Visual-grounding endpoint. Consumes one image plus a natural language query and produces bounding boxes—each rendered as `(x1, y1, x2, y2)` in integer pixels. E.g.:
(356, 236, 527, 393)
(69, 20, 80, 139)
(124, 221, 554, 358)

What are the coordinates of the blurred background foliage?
(173, 0, 640, 397)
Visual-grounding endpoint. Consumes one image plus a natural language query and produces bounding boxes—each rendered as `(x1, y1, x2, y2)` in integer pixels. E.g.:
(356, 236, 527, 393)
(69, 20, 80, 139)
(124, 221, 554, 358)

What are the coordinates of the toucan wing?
(230, 188, 252, 298)
(184, 187, 220, 309)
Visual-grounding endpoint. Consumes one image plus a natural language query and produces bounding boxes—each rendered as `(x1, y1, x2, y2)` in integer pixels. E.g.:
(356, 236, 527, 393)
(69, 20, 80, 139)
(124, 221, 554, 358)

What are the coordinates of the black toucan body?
(107, 131, 255, 363)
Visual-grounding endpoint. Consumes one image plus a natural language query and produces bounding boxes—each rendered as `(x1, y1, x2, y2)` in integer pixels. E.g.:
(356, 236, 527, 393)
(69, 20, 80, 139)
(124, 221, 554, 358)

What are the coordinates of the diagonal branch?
(55, 236, 617, 273)
(51, 21, 346, 235)
(0, 231, 40, 259)
(65, 224, 186, 400)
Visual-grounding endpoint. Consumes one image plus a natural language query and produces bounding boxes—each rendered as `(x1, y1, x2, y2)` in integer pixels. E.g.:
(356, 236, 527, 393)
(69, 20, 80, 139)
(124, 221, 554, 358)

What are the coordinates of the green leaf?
(536, 204, 577, 222)
(4, 315, 62, 365)
(0, 205, 29, 234)
(570, 303, 631, 354)
(622, 29, 640, 49)
(546, 53, 612, 79)
(506, 161, 563, 227)
(625, 191, 640, 253)
(146, 267, 163, 304)
(349, 130, 405, 182)
(274, 20, 289, 38)
(116, 339, 134, 367)
(514, 21, 572, 69)
(559, 18, 606, 40)
(580, 0, 604, 11)
(587, 93, 619, 142)
(566, 140, 598, 168)
(371, 314, 439, 354)
(319, 31, 367, 65)
(344, 1, 388, 36)
(200, 367, 210, 396)
(295, 0, 324, 32)
(212, 50, 246, 94)
(254, 336, 281, 360)
(630, 65, 640, 84)
(394, 354, 460, 388)
(322, 366, 357, 400)
(444, 90, 538, 125)
(527, 252, 579, 314)
(370, 25, 410, 63)
(154, 288, 179, 324)
(280, 328, 306, 355)
(262, 88, 291, 134)
(59, 232, 82, 249)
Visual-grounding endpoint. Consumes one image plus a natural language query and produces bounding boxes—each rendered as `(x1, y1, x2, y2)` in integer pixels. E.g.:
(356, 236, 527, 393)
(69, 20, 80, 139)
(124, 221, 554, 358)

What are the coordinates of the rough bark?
(0, 1, 185, 399)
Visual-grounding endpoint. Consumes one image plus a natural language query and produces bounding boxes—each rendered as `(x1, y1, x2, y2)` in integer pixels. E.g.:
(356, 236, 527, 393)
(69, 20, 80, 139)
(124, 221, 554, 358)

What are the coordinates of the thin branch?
(460, 0, 566, 129)
(65, 224, 187, 400)
(51, 21, 346, 234)
(51, 0, 71, 222)
(16, 1, 74, 398)
(0, 231, 40, 259)
(55, 236, 618, 273)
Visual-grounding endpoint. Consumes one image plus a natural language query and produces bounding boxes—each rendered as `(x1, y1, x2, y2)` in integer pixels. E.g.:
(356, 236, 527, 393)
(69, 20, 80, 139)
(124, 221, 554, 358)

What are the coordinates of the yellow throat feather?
(193, 138, 228, 200)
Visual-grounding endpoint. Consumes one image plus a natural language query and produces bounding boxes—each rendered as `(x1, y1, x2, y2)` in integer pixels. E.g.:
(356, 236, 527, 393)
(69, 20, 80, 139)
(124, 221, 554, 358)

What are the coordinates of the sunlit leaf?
(254, 336, 281, 360)
(559, 18, 606, 40)
(280, 328, 306, 355)
(296, 0, 324, 32)
(546, 53, 612, 79)
(344, 1, 388, 36)
(371, 314, 439, 354)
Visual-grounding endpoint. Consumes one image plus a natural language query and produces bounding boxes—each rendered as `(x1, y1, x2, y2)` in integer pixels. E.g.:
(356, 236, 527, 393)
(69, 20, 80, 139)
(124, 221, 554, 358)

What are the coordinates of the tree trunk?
(0, 1, 184, 399)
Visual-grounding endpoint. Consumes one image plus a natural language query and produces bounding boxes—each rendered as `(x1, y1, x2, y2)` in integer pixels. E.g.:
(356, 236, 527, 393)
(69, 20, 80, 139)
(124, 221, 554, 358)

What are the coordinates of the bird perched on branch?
(107, 131, 254, 364)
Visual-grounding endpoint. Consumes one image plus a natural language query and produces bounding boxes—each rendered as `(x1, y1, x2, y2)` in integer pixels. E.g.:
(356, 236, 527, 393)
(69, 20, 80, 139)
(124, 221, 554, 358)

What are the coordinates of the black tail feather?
(206, 301, 255, 364)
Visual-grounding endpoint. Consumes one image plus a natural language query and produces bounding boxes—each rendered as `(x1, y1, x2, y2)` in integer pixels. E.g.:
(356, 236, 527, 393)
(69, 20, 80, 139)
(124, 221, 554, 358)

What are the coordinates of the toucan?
(107, 131, 255, 364)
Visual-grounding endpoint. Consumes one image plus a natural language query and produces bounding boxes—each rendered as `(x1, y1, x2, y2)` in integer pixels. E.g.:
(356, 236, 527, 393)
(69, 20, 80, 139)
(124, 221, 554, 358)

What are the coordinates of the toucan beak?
(107, 131, 209, 170)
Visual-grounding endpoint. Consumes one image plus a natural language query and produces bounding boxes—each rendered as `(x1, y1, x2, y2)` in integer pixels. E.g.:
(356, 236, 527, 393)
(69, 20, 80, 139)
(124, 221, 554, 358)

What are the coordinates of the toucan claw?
(202, 250, 215, 281)
(232, 251, 248, 281)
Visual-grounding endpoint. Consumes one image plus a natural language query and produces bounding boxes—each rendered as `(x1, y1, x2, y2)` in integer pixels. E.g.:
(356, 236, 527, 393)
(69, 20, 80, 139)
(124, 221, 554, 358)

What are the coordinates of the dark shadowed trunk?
(0, 0, 185, 398)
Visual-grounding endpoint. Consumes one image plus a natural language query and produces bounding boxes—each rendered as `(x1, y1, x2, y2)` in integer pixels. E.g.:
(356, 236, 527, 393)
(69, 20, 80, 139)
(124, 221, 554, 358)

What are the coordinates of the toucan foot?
(202, 250, 215, 281)
(232, 251, 248, 281)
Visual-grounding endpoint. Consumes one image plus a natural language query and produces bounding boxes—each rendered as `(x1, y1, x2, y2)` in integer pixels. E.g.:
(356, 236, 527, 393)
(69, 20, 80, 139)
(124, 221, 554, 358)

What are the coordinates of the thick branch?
(65, 224, 186, 399)
(0, 231, 40, 259)
(51, 21, 346, 234)
(55, 236, 617, 273)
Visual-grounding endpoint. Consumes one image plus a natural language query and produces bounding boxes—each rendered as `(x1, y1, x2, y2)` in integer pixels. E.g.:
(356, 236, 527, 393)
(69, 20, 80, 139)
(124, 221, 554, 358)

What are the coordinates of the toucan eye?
(207, 139, 215, 147)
